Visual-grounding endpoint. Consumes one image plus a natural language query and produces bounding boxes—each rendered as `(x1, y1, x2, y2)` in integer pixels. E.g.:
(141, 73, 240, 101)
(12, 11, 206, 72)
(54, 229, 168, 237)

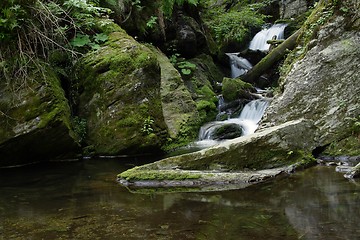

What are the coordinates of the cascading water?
(198, 98, 269, 143)
(226, 53, 253, 78)
(249, 23, 287, 52)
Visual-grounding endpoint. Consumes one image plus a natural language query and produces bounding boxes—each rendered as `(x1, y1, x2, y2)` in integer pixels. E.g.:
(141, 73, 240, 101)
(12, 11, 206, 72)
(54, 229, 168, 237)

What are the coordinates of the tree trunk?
(240, 30, 301, 85)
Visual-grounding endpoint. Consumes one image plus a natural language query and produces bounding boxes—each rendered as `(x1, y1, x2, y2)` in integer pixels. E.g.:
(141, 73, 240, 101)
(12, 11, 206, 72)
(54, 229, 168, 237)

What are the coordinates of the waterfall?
(217, 95, 225, 112)
(198, 99, 269, 141)
(226, 53, 253, 78)
(237, 99, 269, 135)
(249, 23, 287, 52)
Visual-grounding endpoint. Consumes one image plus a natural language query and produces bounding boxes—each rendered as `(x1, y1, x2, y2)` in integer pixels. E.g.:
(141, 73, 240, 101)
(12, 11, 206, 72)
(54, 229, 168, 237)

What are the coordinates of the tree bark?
(240, 30, 301, 85)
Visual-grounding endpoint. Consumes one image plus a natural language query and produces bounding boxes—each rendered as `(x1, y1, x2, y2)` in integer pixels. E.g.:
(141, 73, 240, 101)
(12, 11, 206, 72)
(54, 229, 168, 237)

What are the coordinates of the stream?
(0, 158, 359, 239)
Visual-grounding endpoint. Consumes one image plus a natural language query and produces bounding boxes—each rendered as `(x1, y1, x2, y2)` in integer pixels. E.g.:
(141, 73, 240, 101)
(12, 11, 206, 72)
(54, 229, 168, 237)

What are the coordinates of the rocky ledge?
(118, 119, 317, 191)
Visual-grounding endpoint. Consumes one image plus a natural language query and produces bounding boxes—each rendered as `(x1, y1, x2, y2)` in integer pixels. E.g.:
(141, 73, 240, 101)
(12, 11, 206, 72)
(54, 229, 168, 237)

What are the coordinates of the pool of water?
(0, 158, 359, 239)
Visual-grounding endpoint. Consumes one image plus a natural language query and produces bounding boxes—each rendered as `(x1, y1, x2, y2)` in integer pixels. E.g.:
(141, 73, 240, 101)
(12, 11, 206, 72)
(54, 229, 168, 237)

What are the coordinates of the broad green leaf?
(71, 34, 90, 47)
(94, 33, 108, 43)
(181, 69, 192, 75)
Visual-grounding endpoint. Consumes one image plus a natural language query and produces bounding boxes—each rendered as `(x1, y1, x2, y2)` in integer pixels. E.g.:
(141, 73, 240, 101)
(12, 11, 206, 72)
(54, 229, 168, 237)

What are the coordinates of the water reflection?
(0, 160, 359, 239)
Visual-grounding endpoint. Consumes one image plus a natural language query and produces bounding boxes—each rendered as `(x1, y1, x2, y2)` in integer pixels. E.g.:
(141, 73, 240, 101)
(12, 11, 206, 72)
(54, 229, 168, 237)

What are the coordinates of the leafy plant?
(141, 116, 154, 135)
(146, 15, 158, 29)
(208, 7, 266, 45)
(169, 53, 196, 76)
(73, 116, 87, 143)
(70, 33, 108, 50)
(0, 0, 111, 86)
(177, 61, 196, 75)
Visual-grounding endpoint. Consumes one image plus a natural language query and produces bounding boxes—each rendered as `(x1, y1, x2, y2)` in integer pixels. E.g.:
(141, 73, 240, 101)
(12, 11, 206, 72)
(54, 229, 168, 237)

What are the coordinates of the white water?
(249, 23, 287, 52)
(197, 99, 269, 142)
(226, 53, 253, 78)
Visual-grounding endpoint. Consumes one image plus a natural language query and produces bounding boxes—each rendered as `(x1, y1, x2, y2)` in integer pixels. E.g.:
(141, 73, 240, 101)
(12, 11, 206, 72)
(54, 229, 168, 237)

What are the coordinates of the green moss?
(118, 168, 202, 181)
(75, 24, 167, 155)
(222, 77, 253, 102)
(36, 70, 73, 131)
(323, 135, 360, 156)
(94, 18, 125, 35)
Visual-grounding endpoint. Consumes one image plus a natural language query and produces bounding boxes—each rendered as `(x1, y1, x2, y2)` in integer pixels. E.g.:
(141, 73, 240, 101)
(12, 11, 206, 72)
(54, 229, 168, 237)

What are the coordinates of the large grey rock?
(280, 0, 308, 19)
(119, 119, 316, 175)
(262, 15, 360, 147)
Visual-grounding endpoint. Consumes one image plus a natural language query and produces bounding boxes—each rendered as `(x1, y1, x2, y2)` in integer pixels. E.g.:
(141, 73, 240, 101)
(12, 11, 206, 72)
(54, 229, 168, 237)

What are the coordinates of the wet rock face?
(177, 24, 197, 57)
(212, 123, 243, 140)
(150, 46, 198, 140)
(0, 69, 80, 166)
(77, 27, 168, 155)
(280, 0, 308, 19)
(262, 14, 360, 147)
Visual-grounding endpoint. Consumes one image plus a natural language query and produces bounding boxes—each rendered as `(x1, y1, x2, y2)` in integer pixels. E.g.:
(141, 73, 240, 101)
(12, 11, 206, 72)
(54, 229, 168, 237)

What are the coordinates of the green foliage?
(73, 116, 87, 143)
(0, 0, 34, 42)
(169, 53, 197, 76)
(204, 4, 266, 46)
(0, 0, 111, 85)
(63, 0, 111, 30)
(70, 33, 108, 50)
(141, 116, 155, 135)
(212, 9, 265, 44)
(146, 15, 158, 29)
(177, 61, 196, 75)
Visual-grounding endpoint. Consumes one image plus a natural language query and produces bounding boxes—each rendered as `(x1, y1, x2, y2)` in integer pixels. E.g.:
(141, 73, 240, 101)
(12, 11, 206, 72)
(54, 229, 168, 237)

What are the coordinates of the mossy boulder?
(76, 24, 168, 155)
(186, 54, 225, 124)
(0, 67, 80, 167)
(222, 77, 255, 102)
(212, 123, 243, 140)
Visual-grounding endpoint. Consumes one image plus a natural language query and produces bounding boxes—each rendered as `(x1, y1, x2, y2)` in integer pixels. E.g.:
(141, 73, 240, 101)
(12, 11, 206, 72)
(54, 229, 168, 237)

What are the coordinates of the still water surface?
(0, 158, 359, 239)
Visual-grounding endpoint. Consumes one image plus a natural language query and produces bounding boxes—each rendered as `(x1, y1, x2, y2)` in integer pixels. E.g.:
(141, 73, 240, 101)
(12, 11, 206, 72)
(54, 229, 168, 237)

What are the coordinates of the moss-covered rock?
(0, 66, 80, 166)
(149, 46, 199, 145)
(222, 77, 255, 102)
(212, 123, 243, 140)
(186, 54, 224, 124)
(118, 119, 317, 182)
(76, 24, 168, 155)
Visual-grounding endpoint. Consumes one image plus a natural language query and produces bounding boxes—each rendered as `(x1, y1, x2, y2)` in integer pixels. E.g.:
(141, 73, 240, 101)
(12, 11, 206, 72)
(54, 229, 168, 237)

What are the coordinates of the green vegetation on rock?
(203, 1, 266, 50)
(222, 77, 254, 102)
(119, 168, 202, 181)
(76, 25, 168, 155)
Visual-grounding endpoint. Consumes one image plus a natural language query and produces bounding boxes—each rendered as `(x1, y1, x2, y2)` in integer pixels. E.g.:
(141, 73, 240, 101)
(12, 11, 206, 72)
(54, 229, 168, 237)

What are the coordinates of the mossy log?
(241, 30, 301, 85)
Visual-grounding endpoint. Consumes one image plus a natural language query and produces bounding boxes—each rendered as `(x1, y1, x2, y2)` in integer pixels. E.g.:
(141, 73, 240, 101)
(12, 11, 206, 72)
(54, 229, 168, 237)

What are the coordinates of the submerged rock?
(0, 67, 80, 167)
(344, 162, 360, 179)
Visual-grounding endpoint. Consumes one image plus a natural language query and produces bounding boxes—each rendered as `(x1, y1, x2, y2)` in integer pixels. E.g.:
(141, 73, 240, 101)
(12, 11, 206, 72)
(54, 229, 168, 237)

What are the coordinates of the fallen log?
(240, 30, 301, 86)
